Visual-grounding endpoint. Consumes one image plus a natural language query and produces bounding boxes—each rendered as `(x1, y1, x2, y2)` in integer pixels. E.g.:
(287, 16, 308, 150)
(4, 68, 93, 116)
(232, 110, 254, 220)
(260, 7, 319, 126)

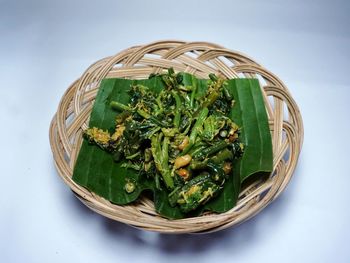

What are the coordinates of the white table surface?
(2, 0, 350, 262)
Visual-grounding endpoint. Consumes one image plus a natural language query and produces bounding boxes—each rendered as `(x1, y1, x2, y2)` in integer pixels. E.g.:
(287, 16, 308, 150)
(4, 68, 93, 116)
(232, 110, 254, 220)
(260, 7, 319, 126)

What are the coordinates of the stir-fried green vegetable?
(83, 69, 244, 213)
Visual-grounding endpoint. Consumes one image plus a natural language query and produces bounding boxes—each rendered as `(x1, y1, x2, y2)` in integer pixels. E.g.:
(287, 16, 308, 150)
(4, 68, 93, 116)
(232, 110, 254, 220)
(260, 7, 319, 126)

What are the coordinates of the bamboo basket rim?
(49, 40, 303, 234)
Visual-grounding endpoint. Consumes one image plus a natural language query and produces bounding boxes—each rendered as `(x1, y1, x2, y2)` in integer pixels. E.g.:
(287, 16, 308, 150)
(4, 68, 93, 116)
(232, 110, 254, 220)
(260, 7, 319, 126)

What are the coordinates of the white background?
(1, 0, 350, 262)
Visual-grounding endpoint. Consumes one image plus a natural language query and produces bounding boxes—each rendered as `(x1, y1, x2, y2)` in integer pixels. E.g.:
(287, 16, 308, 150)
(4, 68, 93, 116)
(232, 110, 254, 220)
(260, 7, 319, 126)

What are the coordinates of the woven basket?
(49, 40, 303, 233)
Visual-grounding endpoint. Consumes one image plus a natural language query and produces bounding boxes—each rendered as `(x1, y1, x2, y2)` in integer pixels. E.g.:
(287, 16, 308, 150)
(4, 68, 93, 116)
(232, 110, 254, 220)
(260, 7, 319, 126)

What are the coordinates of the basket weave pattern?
(49, 41, 303, 233)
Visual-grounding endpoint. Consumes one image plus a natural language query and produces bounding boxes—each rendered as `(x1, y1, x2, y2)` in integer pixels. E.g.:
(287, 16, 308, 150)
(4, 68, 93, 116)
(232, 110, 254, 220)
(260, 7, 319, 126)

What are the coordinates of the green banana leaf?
(229, 79, 273, 182)
(72, 74, 273, 219)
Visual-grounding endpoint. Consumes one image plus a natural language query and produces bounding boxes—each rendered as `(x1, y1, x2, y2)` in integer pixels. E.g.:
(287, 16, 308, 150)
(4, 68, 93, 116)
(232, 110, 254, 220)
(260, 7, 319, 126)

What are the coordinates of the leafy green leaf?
(228, 78, 273, 182)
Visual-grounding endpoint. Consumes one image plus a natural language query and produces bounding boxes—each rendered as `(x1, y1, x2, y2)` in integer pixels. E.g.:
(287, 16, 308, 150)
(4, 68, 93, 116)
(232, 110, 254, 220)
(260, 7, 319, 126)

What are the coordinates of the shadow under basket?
(49, 40, 303, 234)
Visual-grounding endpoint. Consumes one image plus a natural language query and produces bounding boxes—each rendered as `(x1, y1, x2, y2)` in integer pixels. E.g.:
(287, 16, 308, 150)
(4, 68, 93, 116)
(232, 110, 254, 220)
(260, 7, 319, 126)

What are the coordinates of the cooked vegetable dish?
(83, 69, 243, 213)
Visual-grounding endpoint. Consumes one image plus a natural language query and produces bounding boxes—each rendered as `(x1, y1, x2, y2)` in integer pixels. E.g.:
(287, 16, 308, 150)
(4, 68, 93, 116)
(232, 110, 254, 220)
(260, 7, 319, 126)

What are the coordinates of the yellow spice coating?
(111, 125, 125, 141)
(85, 127, 110, 146)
